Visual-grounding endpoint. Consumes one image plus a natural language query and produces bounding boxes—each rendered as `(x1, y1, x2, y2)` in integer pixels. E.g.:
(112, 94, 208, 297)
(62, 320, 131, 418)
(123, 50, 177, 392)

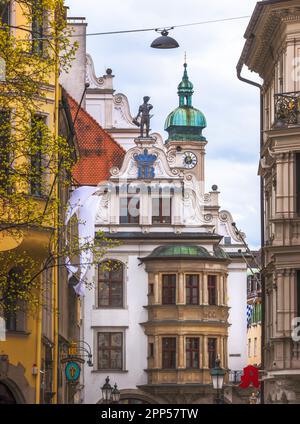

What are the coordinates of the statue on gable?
(133, 96, 153, 138)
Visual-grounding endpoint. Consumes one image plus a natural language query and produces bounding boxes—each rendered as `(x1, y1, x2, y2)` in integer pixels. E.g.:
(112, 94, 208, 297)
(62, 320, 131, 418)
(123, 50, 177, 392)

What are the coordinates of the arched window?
(98, 261, 124, 308)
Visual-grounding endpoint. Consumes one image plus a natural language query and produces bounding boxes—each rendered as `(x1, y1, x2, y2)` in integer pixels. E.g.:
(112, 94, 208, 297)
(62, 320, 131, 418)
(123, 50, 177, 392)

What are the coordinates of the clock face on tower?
(182, 151, 197, 169)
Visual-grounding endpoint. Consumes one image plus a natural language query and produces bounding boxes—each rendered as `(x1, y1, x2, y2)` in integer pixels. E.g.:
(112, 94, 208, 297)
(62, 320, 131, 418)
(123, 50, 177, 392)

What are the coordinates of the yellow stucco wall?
(247, 324, 261, 366)
(0, 1, 57, 403)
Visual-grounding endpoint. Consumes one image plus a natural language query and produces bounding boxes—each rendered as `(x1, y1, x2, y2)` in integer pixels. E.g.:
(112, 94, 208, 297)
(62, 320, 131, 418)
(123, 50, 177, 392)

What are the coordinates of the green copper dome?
(165, 63, 207, 143)
(145, 245, 211, 259)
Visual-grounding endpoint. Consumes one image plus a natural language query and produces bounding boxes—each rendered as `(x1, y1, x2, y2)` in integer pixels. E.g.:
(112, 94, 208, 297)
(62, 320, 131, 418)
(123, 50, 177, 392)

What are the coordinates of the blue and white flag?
(247, 303, 254, 327)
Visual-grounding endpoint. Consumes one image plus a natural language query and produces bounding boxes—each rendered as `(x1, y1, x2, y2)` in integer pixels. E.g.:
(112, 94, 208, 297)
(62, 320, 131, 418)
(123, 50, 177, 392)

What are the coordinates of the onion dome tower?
(165, 62, 207, 143)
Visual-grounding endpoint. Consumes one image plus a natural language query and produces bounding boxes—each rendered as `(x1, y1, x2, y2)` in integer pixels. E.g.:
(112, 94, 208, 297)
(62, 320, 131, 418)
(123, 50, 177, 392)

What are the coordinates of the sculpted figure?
(133, 96, 153, 138)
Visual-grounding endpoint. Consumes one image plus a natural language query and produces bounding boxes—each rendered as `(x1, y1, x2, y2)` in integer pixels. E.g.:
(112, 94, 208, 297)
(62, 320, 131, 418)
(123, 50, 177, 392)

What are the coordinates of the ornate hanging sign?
(65, 361, 81, 383)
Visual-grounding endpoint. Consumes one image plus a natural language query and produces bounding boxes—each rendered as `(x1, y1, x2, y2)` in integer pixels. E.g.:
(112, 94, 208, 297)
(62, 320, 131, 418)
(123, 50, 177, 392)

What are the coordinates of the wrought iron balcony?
(274, 92, 300, 127)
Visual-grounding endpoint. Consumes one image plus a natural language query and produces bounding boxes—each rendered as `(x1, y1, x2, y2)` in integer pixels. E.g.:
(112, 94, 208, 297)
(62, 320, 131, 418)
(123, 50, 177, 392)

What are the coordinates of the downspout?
(35, 291, 42, 403)
(52, 31, 60, 406)
(237, 63, 265, 404)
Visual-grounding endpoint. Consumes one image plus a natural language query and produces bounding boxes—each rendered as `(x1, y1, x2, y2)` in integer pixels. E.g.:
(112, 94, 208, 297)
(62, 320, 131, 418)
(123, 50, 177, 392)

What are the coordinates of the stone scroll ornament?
(133, 96, 153, 138)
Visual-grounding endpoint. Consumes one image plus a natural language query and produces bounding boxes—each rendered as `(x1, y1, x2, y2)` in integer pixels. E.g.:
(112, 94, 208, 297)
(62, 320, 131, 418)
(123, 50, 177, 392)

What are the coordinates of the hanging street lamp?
(150, 28, 179, 49)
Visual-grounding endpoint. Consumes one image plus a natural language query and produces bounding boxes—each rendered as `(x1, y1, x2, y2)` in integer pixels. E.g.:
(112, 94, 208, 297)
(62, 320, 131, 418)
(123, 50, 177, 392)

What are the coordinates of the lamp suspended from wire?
(150, 28, 179, 49)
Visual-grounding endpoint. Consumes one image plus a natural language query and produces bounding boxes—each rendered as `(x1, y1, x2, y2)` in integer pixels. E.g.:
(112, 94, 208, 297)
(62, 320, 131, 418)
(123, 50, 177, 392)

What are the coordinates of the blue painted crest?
(134, 148, 157, 179)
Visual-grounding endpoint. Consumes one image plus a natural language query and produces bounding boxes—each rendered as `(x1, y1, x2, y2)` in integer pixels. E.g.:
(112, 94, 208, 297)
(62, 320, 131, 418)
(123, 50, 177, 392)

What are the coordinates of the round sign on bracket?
(65, 361, 81, 383)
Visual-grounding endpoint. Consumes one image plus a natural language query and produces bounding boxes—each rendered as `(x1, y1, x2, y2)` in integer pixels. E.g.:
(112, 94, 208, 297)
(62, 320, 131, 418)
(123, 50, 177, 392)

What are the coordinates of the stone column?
(154, 273, 159, 305)
(203, 335, 208, 369)
(223, 274, 228, 306)
(199, 273, 203, 305)
(178, 336, 185, 369)
(203, 273, 208, 305)
(276, 154, 284, 218)
(218, 275, 223, 306)
(220, 337, 224, 367)
(200, 335, 204, 368)
(276, 270, 284, 334)
(154, 336, 160, 369)
(178, 272, 185, 305)
(158, 274, 162, 305)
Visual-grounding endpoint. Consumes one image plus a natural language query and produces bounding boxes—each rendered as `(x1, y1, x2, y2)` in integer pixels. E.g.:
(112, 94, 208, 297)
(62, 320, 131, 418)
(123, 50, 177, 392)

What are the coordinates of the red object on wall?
(239, 365, 260, 389)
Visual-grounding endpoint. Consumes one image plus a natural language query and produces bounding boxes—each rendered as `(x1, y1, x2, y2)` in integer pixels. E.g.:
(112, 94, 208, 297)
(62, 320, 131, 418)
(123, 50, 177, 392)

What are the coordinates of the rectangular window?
(162, 337, 176, 369)
(149, 343, 154, 358)
(0, 1, 10, 25)
(296, 154, 300, 216)
(30, 115, 45, 196)
(208, 275, 217, 305)
(186, 337, 199, 369)
(0, 109, 10, 191)
(208, 338, 217, 368)
(186, 274, 199, 305)
(152, 196, 172, 224)
(248, 338, 251, 357)
(4, 301, 26, 332)
(32, 0, 45, 55)
(120, 197, 140, 224)
(97, 332, 123, 370)
(98, 262, 123, 308)
(162, 274, 176, 305)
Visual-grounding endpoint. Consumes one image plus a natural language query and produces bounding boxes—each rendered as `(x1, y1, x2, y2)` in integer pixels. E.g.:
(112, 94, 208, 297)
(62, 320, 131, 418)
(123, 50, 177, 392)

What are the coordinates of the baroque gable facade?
(81, 63, 248, 404)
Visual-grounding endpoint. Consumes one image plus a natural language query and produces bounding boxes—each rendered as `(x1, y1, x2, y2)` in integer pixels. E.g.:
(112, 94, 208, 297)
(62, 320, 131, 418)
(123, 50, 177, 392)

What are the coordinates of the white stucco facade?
(81, 131, 248, 403)
(63, 31, 249, 401)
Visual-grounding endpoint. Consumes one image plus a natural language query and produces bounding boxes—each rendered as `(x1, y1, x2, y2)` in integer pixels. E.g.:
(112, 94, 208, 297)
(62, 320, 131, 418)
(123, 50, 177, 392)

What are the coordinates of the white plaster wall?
(227, 263, 248, 372)
(83, 254, 148, 404)
(60, 21, 87, 105)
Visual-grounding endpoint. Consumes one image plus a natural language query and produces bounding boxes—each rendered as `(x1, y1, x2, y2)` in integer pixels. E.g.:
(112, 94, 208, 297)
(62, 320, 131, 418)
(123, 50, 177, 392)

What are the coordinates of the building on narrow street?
(238, 0, 300, 403)
(77, 62, 249, 404)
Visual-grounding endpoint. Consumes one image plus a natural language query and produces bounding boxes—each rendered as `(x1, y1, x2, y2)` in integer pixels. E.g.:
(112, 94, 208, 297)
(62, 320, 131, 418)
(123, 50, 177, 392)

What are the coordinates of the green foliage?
(0, 1, 116, 315)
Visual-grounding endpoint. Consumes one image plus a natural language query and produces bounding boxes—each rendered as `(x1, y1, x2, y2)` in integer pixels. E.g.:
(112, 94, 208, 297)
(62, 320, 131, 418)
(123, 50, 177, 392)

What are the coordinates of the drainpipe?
(237, 63, 265, 404)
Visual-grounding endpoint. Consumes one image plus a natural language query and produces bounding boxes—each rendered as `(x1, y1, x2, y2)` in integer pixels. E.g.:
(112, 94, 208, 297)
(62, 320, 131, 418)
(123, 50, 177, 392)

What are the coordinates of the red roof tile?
(66, 93, 125, 186)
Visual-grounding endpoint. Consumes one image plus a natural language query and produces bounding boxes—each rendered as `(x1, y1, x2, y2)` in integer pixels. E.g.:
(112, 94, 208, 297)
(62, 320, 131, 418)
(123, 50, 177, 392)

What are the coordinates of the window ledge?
(6, 330, 30, 337)
(91, 370, 128, 374)
(93, 307, 127, 310)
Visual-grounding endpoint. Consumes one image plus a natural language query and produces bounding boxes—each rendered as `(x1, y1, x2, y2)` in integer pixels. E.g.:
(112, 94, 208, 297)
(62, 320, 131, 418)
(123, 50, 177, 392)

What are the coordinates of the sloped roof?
(66, 93, 125, 186)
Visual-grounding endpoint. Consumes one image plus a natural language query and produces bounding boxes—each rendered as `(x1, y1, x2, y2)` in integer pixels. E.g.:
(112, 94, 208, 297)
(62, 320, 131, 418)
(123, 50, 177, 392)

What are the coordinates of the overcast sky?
(66, 0, 261, 248)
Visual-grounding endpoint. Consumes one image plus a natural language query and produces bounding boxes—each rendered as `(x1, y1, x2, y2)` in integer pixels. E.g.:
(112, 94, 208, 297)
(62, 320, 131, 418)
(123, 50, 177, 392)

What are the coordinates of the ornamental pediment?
(110, 145, 183, 180)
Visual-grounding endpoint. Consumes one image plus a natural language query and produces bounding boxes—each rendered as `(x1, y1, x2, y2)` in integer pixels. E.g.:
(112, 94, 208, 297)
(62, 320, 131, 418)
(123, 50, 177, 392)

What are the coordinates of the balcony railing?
(274, 92, 300, 127)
